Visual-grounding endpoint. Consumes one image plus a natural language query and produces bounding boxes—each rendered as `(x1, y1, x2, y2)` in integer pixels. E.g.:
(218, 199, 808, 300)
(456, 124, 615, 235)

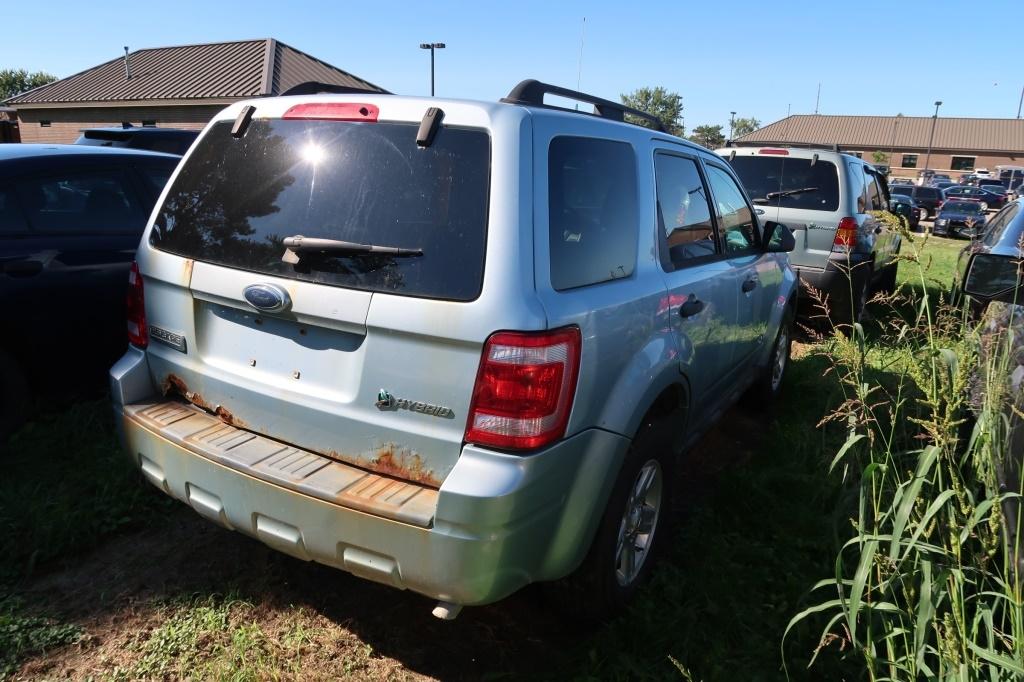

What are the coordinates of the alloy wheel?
(614, 459, 663, 587)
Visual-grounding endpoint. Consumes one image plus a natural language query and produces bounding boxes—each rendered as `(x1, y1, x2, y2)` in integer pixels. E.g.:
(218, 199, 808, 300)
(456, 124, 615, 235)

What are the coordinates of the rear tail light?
(126, 261, 147, 348)
(465, 327, 581, 451)
(282, 103, 379, 122)
(832, 217, 858, 252)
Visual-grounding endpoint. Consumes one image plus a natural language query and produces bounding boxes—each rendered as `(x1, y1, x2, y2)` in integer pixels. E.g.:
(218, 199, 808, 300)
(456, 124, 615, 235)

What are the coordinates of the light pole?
(419, 42, 445, 96)
(1018, 86, 1023, 119)
(923, 100, 942, 180)
(729, 111, 736, 141)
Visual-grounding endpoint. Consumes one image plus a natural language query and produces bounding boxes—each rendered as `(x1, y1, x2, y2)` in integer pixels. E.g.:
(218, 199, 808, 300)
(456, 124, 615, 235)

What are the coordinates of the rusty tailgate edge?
(123, 400, 439, 528)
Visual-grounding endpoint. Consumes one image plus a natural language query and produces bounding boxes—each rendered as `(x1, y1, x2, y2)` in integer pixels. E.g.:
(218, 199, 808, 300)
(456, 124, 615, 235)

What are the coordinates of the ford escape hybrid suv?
(718, 146, 901, 326)
(111, 80, 798, 619)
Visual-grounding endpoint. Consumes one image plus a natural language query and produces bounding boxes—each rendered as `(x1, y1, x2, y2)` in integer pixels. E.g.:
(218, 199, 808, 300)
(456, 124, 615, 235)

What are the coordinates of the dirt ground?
(12, 394, 776, 681)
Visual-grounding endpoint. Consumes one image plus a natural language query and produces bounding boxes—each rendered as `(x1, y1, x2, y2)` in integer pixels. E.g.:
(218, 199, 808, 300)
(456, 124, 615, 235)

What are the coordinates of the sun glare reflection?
(302, 143, 326, 165)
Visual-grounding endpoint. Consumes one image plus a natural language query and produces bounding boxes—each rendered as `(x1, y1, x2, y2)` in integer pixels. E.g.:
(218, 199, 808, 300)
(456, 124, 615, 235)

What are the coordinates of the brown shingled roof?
(735, 114, 1024, 154)
(5, 39, 386, 105)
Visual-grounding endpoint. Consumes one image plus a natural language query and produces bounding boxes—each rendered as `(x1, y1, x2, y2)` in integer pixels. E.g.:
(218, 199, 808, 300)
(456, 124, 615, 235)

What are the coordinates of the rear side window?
(151, 119, 491, 301)
(915, 187, 939, 200)
(654, 153, 717, 268)
(16, 169, 144, 233)
(548, 137, 637, 290)
(726, 156, 839, 212)
(0, 188, 29, 233)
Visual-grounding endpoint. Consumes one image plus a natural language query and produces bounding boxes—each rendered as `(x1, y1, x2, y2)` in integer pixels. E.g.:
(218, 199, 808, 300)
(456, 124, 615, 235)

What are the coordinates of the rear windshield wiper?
(765, 186, 819, 200)
(282, 235, 423, 264)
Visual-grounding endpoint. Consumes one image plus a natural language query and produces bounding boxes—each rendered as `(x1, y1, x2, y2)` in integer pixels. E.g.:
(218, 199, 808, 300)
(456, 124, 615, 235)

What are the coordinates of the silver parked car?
(110, 80, 798, 619)
(717, 146, 902, 325)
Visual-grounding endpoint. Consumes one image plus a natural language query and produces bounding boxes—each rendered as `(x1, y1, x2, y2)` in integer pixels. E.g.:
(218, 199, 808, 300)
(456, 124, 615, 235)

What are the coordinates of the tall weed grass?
(787, 219, 1024, 680)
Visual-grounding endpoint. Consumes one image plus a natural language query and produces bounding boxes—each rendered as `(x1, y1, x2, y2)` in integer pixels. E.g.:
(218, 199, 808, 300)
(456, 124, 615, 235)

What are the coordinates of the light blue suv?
(110, 80, 798, 619)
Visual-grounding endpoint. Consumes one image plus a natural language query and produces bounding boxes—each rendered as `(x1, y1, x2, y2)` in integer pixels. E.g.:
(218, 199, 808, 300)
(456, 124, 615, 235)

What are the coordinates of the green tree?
(872, 150, 889, 164)
(0, 69, 57, 100)
(731, 116, 760, 138)
(689, 124, 725, 149)
(620, 86, 684, 136)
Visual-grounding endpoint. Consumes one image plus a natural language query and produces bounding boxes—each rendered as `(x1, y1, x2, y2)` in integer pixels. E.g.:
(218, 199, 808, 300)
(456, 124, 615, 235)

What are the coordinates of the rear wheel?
(850, 267, 873, 325)
(876, 262, 899, 295)
(554, 419, 675, 620)
(747, 306, 793, 404)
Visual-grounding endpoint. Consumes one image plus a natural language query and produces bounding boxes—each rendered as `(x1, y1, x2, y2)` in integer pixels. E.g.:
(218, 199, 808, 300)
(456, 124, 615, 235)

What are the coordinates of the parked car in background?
(1, 145, 178, 439)
(945, 185, 1008, 210)
(954, 197, 1024, 578)
(895, 184, 945, 219)
(719, 145, 900, 324)
(75, 126, 199, 156)
(890, 192, 922, 230)
(110, 82, 799, 618)
(932, 199, 988, 238)
(933, 180, 957, 192)
(932, 174, 952, 184)
(953, 199, 1024, 316)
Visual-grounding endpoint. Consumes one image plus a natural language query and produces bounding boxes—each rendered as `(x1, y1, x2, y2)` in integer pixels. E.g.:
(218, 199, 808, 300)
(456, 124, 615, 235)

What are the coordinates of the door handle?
(741, 277, 758, 293)
(679, 296, 705, 318)
(3, 259, 43, 277)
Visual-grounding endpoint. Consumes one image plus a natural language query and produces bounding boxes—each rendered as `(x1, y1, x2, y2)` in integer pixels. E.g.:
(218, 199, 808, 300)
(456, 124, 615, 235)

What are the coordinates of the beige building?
(4, 39, 386, 144)
(734, 114, 1024, 181)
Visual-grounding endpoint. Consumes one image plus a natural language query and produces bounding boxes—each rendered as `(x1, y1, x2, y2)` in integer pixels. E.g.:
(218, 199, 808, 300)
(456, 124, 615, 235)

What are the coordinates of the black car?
(75, 126, 199, 156)
(0, 145, 179, 438)
(890, 192, 922, 230)
(895, 185, 945, 219)
(944, 185, 1008, 210)
(933, 199, 988, 238)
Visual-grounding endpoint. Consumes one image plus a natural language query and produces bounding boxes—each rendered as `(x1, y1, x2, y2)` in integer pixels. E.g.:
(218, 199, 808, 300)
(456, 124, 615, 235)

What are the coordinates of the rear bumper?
(793, 254, 872, 322)
(110, 349, 628, 606)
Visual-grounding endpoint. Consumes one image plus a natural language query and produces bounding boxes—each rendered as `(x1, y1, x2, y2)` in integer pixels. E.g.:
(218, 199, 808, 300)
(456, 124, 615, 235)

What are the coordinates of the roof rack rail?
(501, 79, 667, 133)
(280, 81, 392, 97)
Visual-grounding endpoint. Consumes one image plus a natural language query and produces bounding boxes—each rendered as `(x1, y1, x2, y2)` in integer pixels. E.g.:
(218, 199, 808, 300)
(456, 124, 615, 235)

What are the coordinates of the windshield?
(150, 118, 491, 301)
(944, 201, 983, 213)
(725, 156, 839, 212)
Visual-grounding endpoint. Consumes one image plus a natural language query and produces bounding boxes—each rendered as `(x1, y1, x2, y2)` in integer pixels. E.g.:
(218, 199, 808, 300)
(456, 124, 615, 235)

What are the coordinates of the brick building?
(3, 39, 386, 144)
(734, 114, 1024, 181)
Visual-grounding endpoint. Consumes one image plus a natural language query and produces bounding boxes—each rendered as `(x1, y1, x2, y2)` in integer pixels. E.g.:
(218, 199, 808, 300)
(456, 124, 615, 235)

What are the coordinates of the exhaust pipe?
(431, 601, 462, 620)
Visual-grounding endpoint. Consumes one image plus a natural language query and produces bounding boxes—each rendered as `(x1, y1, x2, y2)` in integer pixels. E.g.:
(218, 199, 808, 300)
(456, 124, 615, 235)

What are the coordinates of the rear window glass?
(150, 119, 490, 301)
(548, 136, 637, 290)
(914, 187, 940, 199)
(725, 156, 839, 212)
(944, 201, 984, 213)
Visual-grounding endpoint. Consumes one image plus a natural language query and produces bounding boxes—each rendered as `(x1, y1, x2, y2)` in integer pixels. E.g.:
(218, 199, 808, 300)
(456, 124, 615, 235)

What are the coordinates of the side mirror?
(764, 220, 796, 253)
(963, 253, 1024, 304)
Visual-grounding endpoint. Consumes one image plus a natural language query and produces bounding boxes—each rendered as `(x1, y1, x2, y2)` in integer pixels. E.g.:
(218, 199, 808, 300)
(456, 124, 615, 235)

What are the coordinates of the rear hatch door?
(723, 152, 842, 269)
(141, 106, 493, 486)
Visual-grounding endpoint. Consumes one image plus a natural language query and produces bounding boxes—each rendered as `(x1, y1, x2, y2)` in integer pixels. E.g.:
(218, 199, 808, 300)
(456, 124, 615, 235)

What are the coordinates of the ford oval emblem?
(243, 283, 291, 313)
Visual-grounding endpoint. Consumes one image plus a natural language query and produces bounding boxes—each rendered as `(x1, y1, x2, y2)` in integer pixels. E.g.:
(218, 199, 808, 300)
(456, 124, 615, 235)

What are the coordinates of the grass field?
(0, 235, 966, 681)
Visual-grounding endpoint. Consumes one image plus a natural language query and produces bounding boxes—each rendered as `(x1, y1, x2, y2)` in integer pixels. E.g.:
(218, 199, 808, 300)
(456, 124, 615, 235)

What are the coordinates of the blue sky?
(6, 0, 1022, 132)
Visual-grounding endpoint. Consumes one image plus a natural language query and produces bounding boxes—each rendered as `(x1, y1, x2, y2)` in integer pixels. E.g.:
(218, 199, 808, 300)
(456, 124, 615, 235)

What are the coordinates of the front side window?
(982, 203, 1021, 247)
(951, 156, 976, 171)
(705, 163, 758, 254)
(901, 154, 918, 168)
(654, 153, 717, 268)
(548, 137, 637, 290)
(17, 169, 143, 233)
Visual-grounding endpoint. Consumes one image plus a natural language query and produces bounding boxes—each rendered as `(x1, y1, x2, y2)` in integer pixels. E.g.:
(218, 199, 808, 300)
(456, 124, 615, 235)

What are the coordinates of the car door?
(701, 158, 779, 370)
(653, 147, 740, 415)
(11, 165, 150, 366)
(865, 168, 898, 272)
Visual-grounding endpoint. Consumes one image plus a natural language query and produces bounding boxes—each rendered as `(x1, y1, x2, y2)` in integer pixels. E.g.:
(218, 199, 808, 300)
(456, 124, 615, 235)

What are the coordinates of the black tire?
(748, 308, 793, 404)
(876, 262, 899, 295)
(850, 267, 873, 326)
(0, 349, 29, 444)
(552, 419, 676, 620)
